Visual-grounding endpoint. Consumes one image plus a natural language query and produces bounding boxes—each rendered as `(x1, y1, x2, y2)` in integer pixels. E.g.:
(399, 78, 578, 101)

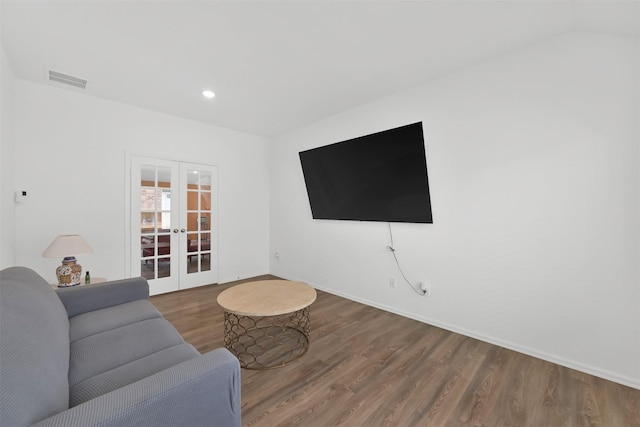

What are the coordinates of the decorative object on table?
(42, 235, 93, 287)
(85, 271, 90, 284)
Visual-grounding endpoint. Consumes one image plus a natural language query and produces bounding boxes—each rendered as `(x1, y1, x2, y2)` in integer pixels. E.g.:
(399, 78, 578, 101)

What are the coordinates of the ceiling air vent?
(48, 70, 87, 89)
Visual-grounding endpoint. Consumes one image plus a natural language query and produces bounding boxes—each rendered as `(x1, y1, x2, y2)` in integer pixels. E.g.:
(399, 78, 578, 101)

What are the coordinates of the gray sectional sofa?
(0, 267, 241, 426)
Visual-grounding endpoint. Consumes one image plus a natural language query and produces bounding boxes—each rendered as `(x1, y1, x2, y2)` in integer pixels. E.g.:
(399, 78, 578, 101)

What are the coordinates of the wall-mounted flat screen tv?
(299, 122, 433, 223)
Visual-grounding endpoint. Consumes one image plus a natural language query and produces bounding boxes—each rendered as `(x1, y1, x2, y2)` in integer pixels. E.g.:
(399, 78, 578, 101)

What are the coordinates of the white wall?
(13, 80, 270, 284)
(270, 33, 640, 388)
(0, 46, 16, 268)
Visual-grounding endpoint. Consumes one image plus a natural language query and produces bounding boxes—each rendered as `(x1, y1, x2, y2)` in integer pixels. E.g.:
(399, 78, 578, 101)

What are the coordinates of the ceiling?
(1, 1, 639, 137)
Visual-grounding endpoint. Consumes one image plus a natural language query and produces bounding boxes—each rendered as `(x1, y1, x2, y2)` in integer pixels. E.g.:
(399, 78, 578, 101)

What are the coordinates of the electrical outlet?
(274, 252, 280, 260)
(420, 281, 431, 297)
(389, 277, 396, 288)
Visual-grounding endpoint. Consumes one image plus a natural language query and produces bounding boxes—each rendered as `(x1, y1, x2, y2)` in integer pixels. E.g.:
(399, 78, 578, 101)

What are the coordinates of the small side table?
(51, 277, 107, 288)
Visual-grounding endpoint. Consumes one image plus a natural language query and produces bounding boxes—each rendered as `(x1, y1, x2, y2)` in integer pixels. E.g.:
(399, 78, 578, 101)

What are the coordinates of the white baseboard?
(277, 273, 640, 391)
(218, 271, 272, 285)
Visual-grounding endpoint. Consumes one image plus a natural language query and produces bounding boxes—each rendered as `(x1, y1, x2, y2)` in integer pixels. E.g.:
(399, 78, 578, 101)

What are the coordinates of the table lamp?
(43, 235, 93, 287)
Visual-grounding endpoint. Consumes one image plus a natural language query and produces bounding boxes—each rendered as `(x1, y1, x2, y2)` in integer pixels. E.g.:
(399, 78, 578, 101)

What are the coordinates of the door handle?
(181, 229, 186, 233)
(173, 229, 179, 233)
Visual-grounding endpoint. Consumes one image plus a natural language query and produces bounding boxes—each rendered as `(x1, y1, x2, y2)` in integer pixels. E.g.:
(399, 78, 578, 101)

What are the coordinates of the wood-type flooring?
(151, 277, 640, 427)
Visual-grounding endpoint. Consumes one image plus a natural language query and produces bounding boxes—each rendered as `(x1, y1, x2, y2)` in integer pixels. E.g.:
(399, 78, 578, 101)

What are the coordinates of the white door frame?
(126, 153, 218, 295)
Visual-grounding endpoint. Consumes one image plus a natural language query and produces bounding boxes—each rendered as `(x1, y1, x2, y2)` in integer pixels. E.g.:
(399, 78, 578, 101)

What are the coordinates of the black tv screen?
(299, 122, 433, 223)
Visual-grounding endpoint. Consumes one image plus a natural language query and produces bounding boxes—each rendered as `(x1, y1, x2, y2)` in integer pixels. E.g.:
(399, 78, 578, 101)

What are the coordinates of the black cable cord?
(387, 223, 425, 296)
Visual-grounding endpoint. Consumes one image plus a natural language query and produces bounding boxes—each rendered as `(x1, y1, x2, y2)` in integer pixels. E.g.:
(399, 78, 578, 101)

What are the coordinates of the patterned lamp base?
(56, 257, 83, 287)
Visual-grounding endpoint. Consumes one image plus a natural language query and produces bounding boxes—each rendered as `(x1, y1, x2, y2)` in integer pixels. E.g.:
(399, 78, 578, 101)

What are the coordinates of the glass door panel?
(139, 165, 173, 282)
(181, 165, 216, 287)
(131, 158, 180, 295)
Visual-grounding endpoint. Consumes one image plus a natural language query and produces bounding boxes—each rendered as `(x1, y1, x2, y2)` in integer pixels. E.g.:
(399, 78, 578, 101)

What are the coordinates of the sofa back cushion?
(0, 267, 71, 425)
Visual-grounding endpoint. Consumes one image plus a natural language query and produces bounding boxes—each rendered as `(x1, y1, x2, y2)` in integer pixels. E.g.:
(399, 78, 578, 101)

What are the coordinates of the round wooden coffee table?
(217, 280, 317, 369)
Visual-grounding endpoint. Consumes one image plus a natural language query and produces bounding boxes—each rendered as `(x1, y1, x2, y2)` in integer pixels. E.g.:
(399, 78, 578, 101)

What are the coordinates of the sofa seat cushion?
(69, 318, 187, 389)
(69, 343, 199, 406)
(69, 299, 163, 342)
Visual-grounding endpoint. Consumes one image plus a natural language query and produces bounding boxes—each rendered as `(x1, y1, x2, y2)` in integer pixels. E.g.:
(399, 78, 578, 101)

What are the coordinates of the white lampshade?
(43, 235, 93, 258)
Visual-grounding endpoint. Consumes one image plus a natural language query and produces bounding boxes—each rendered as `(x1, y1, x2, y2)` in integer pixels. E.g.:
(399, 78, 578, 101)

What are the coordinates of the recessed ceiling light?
(202, 90, 215, 99)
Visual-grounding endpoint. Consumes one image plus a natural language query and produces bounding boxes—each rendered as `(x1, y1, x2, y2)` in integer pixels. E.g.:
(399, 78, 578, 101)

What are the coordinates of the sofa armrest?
(55, 277, 150, 318)
(31, 348, 241, 427)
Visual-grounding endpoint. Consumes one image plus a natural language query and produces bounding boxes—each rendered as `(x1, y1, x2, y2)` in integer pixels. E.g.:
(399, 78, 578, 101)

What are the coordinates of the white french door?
(130, 156, 218, 295)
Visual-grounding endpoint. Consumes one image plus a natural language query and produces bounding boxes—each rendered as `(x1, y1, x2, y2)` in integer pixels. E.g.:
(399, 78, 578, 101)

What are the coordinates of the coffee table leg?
(223, 307, 311, 369)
